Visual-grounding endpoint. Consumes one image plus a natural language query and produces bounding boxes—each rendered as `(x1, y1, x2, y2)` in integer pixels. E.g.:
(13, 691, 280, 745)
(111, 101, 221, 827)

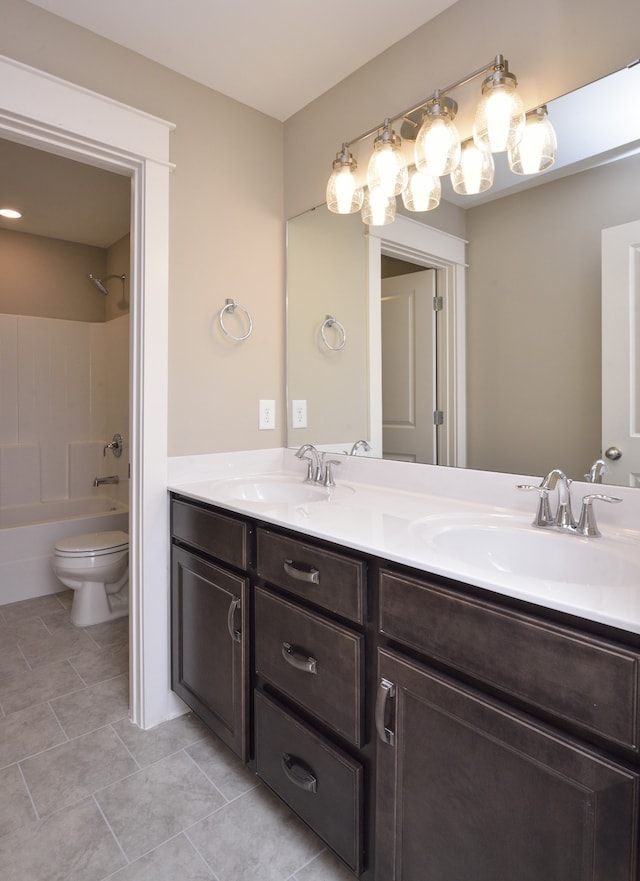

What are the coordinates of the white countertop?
(169, 448, 640, 636)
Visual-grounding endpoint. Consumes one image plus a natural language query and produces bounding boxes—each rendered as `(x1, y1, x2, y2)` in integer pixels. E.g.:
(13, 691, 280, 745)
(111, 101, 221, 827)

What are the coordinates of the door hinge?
(434, 410, 444, 426)
(433, 295, 443, 312)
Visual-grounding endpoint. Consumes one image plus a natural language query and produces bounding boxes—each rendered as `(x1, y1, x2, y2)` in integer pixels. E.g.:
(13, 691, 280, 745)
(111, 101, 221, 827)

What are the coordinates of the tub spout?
(94, 475, 119, 487)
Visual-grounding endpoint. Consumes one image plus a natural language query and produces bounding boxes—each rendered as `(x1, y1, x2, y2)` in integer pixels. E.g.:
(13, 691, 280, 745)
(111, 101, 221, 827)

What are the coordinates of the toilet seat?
(54, 530, 128, 558)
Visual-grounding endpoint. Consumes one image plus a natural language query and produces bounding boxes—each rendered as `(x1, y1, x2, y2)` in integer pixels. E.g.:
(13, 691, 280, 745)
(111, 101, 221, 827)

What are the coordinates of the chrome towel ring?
(320, 314, 346, 350)
(219, 298, 253, 341)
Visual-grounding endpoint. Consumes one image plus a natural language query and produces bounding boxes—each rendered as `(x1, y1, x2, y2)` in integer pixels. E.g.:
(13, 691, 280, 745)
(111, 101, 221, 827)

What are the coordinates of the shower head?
(87, 273, 126, 296)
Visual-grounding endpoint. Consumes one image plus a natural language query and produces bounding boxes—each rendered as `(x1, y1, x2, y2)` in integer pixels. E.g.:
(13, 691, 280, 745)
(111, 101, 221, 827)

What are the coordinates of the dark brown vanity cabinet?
(171, 498, 251, 760)
(254, 528, 368, 875)
(375, 568, 640, 881)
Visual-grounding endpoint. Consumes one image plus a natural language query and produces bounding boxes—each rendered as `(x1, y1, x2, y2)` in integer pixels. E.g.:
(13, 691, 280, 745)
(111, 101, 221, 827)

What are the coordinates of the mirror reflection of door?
(381, 266, 438, 463)
(601, 218, 640, 487)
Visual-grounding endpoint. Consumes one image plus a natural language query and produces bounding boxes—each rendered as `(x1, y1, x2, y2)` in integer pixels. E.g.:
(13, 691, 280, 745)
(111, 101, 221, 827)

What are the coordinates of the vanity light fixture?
(326, 143, 364, 214)
(0, 207, 22, 219)
(508, 105, 557, 175)
(414, 94, 461, 177)
(451, 138, 494, 195)
(326, 54, 557, 225)
(402, 167, 441, 212)
(367, 118, 408, 197)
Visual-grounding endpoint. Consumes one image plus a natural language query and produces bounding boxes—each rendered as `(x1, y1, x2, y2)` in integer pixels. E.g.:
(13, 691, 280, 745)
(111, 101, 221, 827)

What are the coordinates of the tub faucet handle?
(104, 433, 123, 458)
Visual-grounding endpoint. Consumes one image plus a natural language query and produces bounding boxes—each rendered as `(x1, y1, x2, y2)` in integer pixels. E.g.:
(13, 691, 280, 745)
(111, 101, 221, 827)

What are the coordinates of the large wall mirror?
(286, 60, 640, 487)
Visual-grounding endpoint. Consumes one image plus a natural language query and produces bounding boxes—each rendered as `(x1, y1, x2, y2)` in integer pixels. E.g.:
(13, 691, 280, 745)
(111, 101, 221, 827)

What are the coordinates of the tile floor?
(0, 592, 356, 881)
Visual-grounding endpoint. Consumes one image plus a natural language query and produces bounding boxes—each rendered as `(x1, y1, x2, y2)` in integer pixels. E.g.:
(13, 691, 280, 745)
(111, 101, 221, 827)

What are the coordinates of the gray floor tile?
(0, 703, 66, 768)
(0, 642, 30, 677)
(96, 750, 226, 861)
(0, 763, 37, 837)
(0, 796, 126, 881)
(110, 833, 215, 881)
(0, 615, 50, 649)
(21, 725, 138, 816)
(111, 712, 209, 768)
(0, 658, 84, 715)
(294, 849, 356, 881)
(0, 593, 67, 626)
(187, 785, 324, 881)
(187, 734, 259, 801)
(50, 674, 129, 737)
(84, 616, 129, 648)
(19, 624, 98, 668)
(69, 640, 129, 685)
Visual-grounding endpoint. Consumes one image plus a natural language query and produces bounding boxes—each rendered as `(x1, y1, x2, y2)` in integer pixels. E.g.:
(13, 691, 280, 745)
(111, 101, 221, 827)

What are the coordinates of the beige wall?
(0, 227, 107, 321)
(3, 0, 638, 462)
(466, 153, 640, 478)
(1, 0, 284, 457)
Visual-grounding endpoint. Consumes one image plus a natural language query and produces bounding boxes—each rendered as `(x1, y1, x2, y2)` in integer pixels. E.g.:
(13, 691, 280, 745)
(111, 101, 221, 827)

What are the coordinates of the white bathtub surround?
(0, 498, 127, 604)
(169, 447, 640, 634)
(0, 313, 129, 508)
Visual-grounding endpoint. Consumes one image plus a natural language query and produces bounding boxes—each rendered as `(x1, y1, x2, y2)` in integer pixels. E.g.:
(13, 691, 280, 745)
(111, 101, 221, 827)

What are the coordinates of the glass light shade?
(450, 140, 494, 195)
(414, 98, 461, 177)
(362, 186, 396, 226)
(401, 167, 441, 212)
(473, 76, 525, 153)
(326, 147, 364, 214)
(367, 135, 408, 197)
(508, 108, 557, 175)
(0, 208, 21, 219)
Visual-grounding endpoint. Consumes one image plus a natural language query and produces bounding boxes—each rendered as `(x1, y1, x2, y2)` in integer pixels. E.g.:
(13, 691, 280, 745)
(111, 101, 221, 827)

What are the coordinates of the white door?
(601, 219, 640, 487)
(381, 270, 437, 463)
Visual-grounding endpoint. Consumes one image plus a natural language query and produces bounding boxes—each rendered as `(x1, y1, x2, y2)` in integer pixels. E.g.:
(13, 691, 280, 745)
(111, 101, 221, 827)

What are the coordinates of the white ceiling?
(25, 0, 458, 122)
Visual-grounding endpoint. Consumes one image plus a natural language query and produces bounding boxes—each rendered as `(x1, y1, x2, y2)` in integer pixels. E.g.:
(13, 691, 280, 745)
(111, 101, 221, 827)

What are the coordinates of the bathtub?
(0, 497, 129, 605)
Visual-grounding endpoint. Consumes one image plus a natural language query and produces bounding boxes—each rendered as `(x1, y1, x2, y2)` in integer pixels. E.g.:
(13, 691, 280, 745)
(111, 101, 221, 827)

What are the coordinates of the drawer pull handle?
(283, 559, 320, 584)
(375, 678, 396, 746)
(281, 752, 318, 793)
(227, 597, 241, 643)
(281, 642, 317, 674)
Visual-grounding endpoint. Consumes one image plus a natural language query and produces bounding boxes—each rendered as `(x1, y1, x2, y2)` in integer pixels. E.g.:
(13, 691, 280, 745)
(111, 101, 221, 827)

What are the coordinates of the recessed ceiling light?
(0, 208, 22, 219)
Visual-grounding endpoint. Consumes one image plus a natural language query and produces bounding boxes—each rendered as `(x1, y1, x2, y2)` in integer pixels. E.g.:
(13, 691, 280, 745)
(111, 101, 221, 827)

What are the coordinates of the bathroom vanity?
(169, 454, 640, 880)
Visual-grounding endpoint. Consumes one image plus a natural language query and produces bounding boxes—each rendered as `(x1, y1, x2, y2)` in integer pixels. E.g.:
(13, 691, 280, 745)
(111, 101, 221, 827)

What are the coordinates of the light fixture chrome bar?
(343, 55, 506, 150)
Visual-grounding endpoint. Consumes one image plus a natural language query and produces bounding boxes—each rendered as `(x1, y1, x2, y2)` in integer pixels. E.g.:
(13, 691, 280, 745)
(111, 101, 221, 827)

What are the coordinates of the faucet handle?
(517, 483, 554, 527)
(576, 493, 622, 537)
(322, 459, 341, 488)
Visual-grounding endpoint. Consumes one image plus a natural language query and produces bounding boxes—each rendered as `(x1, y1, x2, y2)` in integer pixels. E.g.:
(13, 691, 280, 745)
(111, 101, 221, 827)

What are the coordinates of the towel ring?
(219, 298, 253, 341)
(320, 315, 346, 351)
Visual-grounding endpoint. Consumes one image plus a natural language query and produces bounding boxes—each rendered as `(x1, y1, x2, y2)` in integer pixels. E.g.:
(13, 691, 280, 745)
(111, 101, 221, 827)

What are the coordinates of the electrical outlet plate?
(292, 399, 307, 428)
(259, 399, 276, 430)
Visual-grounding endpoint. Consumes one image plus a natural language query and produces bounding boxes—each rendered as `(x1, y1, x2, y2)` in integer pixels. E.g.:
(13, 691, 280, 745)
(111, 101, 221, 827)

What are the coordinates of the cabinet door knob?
(281, 752, 318, 793)
(227, 597, 241, 642)
(283, 559, 320, 584)
(281, 641, 317, 674)
(375, 678, 396, 746)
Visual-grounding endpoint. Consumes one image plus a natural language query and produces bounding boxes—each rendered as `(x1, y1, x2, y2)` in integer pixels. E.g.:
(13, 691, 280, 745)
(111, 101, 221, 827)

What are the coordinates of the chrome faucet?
(518, 468, 621, 536)
(295, 444, 322, 482)
(348, 439, 371, 456)
(584, 458, 606, 483)
(94, 475, 119, 487)
(103, 433, 123, 458)
(295, 445, 341, 486)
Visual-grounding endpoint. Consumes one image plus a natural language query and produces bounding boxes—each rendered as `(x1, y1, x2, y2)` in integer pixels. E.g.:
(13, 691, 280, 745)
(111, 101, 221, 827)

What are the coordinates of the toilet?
(52, 530, 129, 627)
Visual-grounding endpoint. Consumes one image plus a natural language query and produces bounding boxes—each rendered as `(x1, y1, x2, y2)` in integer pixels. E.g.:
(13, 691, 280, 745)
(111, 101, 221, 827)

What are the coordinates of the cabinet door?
(171, 545, 249, 759)
(375, 648, 639, 881)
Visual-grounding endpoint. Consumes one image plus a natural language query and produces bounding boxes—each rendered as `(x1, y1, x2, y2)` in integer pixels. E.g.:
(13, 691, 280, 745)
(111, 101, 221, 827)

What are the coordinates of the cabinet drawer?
(257, 528, 365, 623)
(255, 587, 364, 746)
(380, 569, 640, 754)
(172, 498, 249, 570)
(255, 691, 363, 874)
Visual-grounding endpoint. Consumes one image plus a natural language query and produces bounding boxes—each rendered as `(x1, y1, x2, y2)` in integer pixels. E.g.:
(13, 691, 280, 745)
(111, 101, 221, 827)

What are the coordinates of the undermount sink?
(214, 473, 354, 505)
(410, 513, 640, 588)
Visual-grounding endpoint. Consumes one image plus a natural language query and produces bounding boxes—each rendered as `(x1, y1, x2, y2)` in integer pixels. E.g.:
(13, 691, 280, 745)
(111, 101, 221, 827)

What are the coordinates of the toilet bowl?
(52, 530, 129, 627)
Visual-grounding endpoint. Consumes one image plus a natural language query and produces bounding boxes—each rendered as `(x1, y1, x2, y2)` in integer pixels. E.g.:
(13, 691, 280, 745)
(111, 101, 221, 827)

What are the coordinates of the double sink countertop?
(169, 448, 640, 635)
